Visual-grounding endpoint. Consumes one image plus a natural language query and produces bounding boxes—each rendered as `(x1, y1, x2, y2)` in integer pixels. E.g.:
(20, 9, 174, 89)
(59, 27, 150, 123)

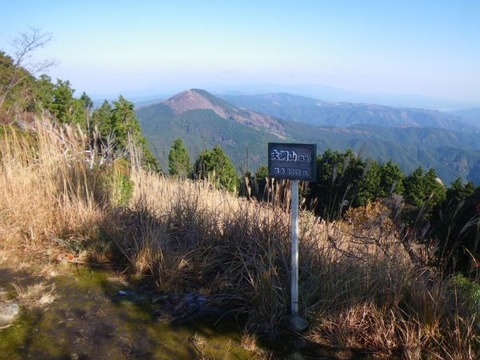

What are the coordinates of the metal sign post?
(267, 143, 316, 323)
(290, 179, 299, 316)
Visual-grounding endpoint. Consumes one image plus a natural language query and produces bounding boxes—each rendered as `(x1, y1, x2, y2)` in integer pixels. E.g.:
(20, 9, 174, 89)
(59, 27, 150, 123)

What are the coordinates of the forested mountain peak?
(162, 89, 286, 138)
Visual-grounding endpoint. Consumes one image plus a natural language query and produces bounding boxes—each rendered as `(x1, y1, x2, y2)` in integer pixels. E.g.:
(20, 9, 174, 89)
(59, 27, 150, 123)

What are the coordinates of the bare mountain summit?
(165, 89, 219, 115)
(164, 89, 286, 139)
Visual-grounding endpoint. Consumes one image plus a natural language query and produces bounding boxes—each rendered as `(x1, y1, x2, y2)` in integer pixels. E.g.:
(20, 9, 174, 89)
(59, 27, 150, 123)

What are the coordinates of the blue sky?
(1, 0, 479, 106)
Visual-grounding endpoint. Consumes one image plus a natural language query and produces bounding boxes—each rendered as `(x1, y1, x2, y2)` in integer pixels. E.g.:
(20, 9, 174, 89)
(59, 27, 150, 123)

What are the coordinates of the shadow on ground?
(0, 247, 384, 360)
(0, 264, 258, 359)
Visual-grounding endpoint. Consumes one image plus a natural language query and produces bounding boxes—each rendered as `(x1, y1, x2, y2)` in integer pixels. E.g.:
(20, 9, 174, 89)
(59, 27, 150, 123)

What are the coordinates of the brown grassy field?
(1, 120, 479, 359)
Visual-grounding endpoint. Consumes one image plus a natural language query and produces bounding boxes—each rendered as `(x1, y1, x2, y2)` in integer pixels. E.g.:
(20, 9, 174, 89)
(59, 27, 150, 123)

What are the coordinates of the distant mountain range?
(136, 89, 480, 185)
(211, 84, 480, 110)
(219, 93, 478, 131)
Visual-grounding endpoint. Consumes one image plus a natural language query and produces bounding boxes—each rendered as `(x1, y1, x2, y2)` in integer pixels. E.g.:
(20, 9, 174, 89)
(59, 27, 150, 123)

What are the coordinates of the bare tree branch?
(0, 28, 57, 111)
(12, 27, 56, 73)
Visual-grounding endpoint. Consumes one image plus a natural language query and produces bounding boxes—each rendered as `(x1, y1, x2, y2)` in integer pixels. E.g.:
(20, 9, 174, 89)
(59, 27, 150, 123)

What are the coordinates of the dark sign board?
(268, 143, 317, 182)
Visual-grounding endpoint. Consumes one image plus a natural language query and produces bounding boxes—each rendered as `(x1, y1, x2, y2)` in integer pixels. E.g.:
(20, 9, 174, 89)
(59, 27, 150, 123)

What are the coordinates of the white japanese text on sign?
(268, 143, 317, 182)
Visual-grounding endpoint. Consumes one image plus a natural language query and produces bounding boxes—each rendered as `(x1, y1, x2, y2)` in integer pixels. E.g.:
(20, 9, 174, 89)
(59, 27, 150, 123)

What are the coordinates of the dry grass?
(0, 120, 101, 252)
(13, 282, 56, 310)
(1, 119, 479, 359)
(118, 169, 479, 358)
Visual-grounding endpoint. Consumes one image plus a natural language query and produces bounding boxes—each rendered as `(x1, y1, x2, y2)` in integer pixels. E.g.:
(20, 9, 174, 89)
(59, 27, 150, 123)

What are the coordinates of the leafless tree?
(0, 28, 56, 110)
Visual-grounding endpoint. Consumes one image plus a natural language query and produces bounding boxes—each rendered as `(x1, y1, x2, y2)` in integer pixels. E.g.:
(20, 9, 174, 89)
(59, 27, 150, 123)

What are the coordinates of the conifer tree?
(168, 138, 191, 178)
(49, 79, 86, 125)
(92, 100, 113, 136)
(431, 179, 478, 273)
(379, 161, 405, 198)
(91, 96, 160, 171)
(403, 167, 445, 208)
(194, 145, 238, 192)
(308, 149, 368, 219)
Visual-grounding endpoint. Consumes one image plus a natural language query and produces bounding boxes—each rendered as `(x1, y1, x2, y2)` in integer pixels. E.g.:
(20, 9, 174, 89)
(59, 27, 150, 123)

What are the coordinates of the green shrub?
(97, 159, 134, 208)
(449, 273, 480, 315)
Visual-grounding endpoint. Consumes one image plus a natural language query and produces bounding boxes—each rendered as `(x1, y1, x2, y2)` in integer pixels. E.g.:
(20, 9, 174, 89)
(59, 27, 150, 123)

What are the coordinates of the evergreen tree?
(194, 145, 238, 192)
(401, 167, 446, 235)
(445, 178, 476, 205)
(49, 79, 86, 125)
(91, 97, 160, 171)
(255, 165, 268, 179)
(34, 74, 55, 113)
(79, 92, 93, 133)
(111, 96, 159, 171)
(92, 100, 113, 136)
(403, 167, 426, 207)
(0, 51, 19, 113)
(110, 95, 139, 149)
(378, 161, 405, 198)
(79, 92, 93, 111)
(403, 167, 445, 208)
(431, 178, 475, 240)
(357, 159, 382, 205)
(306, 150, 409, 219)
(308, 149, 369, 219)
(424, 168, 447, 207)
(168, 138, 191, 178)
(430, 180, 479, 274)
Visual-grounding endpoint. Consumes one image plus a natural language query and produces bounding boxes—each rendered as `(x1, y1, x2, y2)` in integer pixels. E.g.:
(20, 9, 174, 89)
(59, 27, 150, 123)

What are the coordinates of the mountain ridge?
(219, 92, 479, 132)
(136, 89, 480, 184)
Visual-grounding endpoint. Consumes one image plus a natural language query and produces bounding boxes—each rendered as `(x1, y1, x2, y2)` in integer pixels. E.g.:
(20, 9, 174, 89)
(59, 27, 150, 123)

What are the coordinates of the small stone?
(0, 303, 20, 327)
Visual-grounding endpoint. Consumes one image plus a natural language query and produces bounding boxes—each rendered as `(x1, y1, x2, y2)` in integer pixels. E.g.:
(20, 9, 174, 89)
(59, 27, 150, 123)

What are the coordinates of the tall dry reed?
(116, 169, 479, 358)
(1, 119, 478, 358)
(0, 120, 101, 250)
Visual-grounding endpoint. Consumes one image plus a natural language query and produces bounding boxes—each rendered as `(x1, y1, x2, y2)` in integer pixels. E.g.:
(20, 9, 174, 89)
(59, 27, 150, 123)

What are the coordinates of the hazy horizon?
(1, 0, 479, 109)
(108, 84, 480, 112)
